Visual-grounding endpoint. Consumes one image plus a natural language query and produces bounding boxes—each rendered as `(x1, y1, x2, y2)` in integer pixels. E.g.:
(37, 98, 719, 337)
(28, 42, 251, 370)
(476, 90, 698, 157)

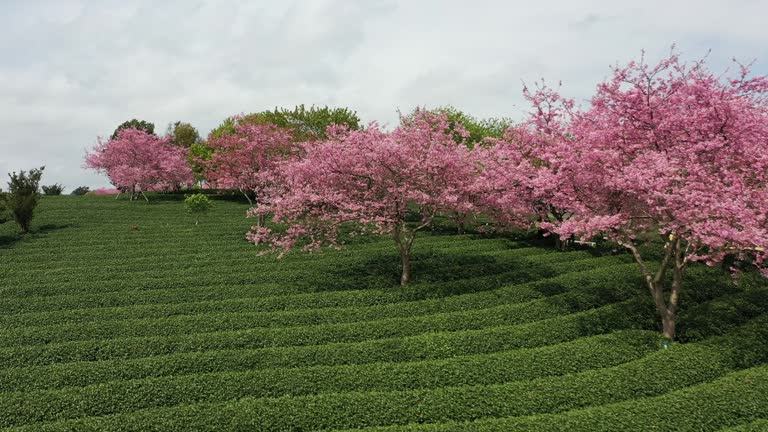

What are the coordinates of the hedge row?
(0, 261, 639, 347)
(0, 247, 581, 298)
(0, 290, 603, 348)
(6, 324, 765, 431)
(0, 300, 653, 368)
(2, 236, 527, 284)
(0, 331, 660, 426)
(0, 234, 507, 266)
(0, 256, 633, 332)
(0, 328, 655, 393)
(0, 265, 740, 368)
(1, 235, 519, 270)
(346, 366, 768, 432)
(0, 256, 634, 317)
(719, 419, 768, 431)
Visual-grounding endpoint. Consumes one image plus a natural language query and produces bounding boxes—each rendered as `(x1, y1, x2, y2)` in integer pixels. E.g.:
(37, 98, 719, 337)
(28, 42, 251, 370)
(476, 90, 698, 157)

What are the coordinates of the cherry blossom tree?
(200, 116, 294, 210)
(519, 51, 768, 340)
(477, 82, 579, 249)
(249, 111, 478, 286)
(84, 128, 193, 201)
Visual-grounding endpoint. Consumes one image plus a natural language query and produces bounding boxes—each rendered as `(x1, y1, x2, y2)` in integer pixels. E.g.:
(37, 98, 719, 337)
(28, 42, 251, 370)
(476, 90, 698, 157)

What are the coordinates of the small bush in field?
(42, 184, 65, 196)
(6, 167, 44, 233)
(70, 186, 90, 196)
(184, 193, 212, 225)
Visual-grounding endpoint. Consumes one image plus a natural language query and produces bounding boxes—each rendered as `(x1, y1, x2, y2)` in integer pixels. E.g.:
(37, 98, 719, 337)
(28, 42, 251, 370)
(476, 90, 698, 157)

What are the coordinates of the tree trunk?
(257, 214, 265, 227)
(649, 280, 677, 340)
(393, 226, 414, 287)
(661, 313, 676, 341)
(400, 247, 411, 287)
(239, 189, 253, 206)
(625, 238, 685, 341)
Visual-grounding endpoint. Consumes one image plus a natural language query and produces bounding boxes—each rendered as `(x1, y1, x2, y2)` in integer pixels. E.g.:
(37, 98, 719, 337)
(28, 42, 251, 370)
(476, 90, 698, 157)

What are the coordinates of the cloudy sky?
(1, 0, 767, 189)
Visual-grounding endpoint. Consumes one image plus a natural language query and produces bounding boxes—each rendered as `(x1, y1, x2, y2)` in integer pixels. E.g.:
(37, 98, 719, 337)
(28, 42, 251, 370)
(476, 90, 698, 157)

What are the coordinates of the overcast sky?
(1, 0, 767, 189)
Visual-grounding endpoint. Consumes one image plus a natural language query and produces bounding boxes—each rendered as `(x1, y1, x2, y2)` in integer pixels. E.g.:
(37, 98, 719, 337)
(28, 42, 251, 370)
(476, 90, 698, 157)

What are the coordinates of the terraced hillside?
(1, 196, 767, 431)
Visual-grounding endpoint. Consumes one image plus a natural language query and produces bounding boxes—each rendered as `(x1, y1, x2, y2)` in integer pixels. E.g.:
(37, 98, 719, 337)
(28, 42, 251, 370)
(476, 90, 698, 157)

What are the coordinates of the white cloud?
(0, 0, 766, 189)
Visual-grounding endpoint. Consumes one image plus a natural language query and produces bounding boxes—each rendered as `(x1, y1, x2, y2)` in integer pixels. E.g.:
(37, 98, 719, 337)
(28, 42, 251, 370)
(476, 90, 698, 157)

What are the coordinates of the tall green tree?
(166, 121, 201, 148)
(209, 105, 361, 141)
(111, 119, 155, 139)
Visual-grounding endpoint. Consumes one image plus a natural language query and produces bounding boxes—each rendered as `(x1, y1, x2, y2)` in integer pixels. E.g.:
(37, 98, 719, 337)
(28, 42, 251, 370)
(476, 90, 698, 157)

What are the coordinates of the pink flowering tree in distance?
(84, 128, 193, 201)
(249, 111, 478, 286)
(518, 51, 768, 340)
(200, 116, 294, 213)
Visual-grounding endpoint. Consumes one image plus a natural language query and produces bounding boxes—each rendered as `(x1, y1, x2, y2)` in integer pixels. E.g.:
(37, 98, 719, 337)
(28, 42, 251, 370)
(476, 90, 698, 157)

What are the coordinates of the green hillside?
(0, 196, 767, 431)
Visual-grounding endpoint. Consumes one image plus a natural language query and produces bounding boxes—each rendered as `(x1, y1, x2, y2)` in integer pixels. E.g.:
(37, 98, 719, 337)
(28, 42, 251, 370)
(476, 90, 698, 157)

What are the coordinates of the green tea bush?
(184, 193, 212, 225)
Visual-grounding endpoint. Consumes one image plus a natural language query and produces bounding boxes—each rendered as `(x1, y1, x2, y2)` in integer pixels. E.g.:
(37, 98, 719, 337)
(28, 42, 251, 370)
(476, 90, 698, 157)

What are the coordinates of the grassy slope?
(0, 195, 766, 431)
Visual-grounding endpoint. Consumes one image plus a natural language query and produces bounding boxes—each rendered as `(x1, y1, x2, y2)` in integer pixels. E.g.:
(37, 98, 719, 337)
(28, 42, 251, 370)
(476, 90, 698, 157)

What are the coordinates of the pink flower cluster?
(90, 187, 121, 195)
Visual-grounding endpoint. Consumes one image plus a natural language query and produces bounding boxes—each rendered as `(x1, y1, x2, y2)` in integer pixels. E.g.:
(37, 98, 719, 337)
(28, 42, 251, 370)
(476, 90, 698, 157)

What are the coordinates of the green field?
(1, 196, 767, 431)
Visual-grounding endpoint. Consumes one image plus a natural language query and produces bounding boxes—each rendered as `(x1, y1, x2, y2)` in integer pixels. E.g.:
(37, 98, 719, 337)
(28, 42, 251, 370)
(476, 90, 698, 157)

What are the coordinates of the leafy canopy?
(111, 119, 155, 140)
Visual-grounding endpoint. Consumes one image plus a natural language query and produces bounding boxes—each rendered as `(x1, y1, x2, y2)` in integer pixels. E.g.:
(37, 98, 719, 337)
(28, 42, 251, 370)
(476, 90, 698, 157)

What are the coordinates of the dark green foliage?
(111, 119, 155, 139)
(166, 121, 200, 148)
(209, 104, 361, 141)
(70, 186, 90, 196)
(41, 183, 64, 195)
(5, 166, 44, 232)
(0, 196, 767, 430)
(0, 187, 8, 224)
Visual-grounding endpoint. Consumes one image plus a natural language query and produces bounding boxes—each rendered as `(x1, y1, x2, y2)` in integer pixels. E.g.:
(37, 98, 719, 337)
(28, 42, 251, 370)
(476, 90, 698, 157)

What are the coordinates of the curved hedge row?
(2, 335, 758, 431)
(0, 331, 659, 426)
(0, 255, 632, 316)
(0, 330, 655, 393)
(0, 300, 653, 368)
(0, 263, 642, 348)
(719, 419, 768, 431)
(0, 255, 633, 327)
(344, 366, 768, 432)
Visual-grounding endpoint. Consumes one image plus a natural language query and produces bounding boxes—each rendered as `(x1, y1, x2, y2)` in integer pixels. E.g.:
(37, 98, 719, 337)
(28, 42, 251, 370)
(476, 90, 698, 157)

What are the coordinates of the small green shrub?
(5, 166, 44, 233)
(70, 186, 90, 196)
(42, 183, 65, 195)
(184, 193, 212, 225)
